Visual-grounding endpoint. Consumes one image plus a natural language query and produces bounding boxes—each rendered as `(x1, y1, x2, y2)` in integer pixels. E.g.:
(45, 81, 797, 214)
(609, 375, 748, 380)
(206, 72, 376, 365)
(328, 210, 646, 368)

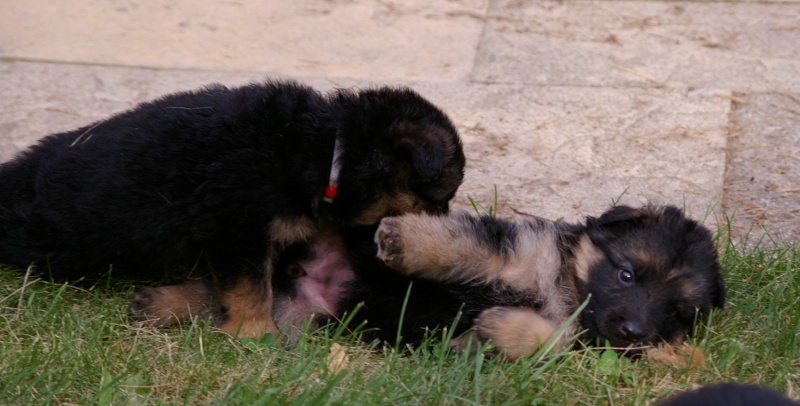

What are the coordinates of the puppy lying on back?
(0, 80, 465, 339)
(264, 205, 724, 358)
(373, 205, 725, 359)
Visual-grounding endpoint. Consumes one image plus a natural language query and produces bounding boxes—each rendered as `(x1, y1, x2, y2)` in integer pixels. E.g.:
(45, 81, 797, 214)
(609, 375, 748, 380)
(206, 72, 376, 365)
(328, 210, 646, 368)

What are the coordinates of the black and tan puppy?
(0, 80, 465, 338)
(372, 205, 725, 359)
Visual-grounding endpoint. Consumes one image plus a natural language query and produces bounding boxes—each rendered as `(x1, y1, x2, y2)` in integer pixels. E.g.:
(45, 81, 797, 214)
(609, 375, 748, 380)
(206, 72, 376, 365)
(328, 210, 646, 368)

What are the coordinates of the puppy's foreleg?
(376, 212, 504, 282)
(376, 212, 560, 288)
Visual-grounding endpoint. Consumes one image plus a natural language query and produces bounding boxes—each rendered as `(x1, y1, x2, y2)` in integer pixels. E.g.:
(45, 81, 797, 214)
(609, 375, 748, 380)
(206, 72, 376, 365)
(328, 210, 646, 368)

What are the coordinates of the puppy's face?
(578, 206, 725, 350)
(330, 88, 465, 225)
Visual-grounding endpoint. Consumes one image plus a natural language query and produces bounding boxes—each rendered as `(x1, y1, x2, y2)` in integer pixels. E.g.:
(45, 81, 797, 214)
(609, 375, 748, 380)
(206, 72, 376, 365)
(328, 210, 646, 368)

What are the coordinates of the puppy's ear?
(586, 205, 656, 246)
(596, 205, 647, 226)
(595, 205, 689, 229)
(393, 122, 446, 179)
(586, 206, 644, 241)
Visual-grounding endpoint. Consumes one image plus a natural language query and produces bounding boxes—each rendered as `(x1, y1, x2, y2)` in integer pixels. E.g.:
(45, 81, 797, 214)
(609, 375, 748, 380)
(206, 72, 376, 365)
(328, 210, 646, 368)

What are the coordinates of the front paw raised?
(375, 217, 406, 270)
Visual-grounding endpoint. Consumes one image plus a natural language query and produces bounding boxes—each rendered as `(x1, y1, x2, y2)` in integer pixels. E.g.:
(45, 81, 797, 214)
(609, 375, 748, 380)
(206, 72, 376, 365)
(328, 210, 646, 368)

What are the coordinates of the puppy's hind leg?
(130, 278, 216, 327)
(219, 216, 318, 339)
(474, 307, 562, 361)
(130, 273, 279, 339)
(215, 271, 279, 339)
(213, 218, 316, 340)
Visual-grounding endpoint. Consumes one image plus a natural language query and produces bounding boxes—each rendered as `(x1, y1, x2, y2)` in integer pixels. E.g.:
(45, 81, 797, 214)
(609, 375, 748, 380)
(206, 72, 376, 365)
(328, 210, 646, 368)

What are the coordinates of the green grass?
(1, 232, 799, 405)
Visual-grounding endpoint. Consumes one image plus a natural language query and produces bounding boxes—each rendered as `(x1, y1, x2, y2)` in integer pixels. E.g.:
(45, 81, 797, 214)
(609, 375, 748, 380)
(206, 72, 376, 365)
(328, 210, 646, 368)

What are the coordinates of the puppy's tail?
(0, 148, 40, 205)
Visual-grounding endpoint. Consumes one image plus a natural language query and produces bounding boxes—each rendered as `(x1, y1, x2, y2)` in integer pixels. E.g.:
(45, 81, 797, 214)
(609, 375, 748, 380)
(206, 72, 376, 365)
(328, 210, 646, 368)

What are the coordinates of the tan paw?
(129, 287, 183, 327)
(129, 280, 212, 327)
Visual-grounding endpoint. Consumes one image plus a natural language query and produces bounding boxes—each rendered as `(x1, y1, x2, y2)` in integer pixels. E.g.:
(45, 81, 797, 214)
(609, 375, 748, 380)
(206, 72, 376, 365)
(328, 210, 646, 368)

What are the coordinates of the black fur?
(2, 82, 327, 280)
(0, 80, 463, 280)
(0, 79, 465, 337)
(657, 384, 798, 406)
(580, 205, 725, 348)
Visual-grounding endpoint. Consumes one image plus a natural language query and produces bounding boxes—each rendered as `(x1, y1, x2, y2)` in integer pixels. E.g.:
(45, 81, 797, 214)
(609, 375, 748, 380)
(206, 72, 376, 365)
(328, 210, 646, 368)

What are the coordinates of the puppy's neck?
(557, 224, 594, 300)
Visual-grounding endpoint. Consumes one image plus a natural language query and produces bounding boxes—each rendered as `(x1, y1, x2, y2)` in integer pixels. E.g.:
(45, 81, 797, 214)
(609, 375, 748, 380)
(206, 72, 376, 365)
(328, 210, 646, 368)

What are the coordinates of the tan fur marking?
(269, 216, 316, 245)
(217, 275, 278, 338)
(646, 343, 705, 368)
(677, 278, 702, 302)
(376, 213, 579, 327)
(377, 212, 585, 339)
(572, 235, 604, 283)
(132, 279, 212, 327)
(635, 247, 668, 270)
(501, 222, 561, 289)
(475, 307, 561, 361)
(497, 222, 578, 325)
(353, 192, 419, 225)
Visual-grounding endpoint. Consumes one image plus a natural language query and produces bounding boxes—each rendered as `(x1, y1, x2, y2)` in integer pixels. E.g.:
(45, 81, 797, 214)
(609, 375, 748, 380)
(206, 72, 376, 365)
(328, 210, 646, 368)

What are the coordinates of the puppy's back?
(0, 80, 329, 280)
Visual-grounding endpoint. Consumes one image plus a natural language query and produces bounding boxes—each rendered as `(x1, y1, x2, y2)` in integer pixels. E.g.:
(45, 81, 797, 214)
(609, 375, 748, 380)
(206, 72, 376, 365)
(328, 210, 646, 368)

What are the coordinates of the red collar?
(323, 137, 342, 204)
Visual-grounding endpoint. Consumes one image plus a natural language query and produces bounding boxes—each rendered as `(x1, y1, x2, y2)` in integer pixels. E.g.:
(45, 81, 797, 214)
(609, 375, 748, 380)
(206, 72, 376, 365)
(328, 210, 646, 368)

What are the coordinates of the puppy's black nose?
(619, 321, 647, 341)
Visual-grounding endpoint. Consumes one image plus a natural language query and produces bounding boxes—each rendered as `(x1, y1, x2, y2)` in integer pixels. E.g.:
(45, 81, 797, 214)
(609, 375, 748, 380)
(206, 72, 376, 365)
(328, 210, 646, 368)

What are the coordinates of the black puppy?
(0, 80, 465, 338)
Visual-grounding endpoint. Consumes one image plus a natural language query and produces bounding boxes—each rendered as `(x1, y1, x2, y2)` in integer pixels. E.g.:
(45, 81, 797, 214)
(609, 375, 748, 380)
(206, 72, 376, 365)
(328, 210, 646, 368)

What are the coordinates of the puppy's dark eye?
(618, 269, 634, 285)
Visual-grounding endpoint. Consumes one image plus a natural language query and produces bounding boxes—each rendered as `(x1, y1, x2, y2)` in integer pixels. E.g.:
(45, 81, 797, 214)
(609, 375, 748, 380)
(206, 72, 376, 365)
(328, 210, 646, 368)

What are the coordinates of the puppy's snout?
(619, 320, 647, 341)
